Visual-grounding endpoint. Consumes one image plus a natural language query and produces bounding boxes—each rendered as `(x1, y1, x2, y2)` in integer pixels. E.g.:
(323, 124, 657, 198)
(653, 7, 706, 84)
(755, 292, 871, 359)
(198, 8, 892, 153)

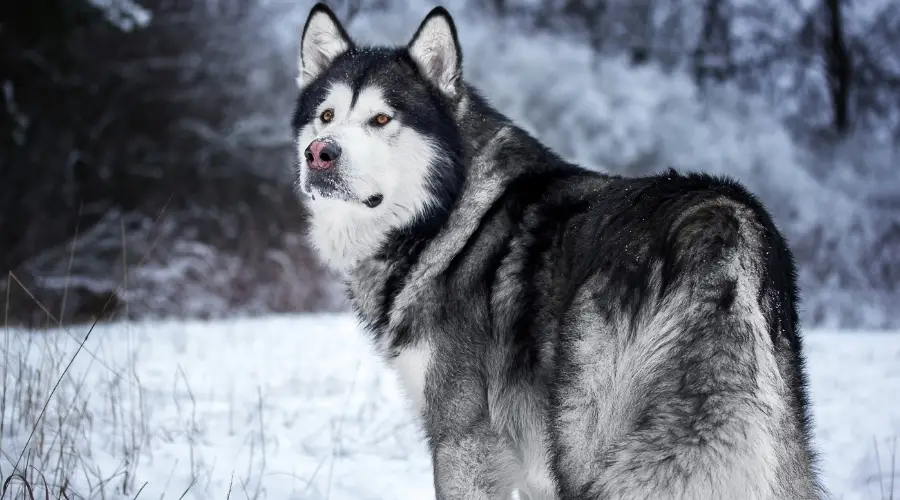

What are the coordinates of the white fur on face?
(296, 82, 439, 273)
(298, 10, 350, 87)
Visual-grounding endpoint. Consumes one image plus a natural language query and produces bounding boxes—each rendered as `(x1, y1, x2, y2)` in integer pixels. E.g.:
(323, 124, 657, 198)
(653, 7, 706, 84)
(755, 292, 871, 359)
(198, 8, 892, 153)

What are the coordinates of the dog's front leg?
(431, 416, 521, 500)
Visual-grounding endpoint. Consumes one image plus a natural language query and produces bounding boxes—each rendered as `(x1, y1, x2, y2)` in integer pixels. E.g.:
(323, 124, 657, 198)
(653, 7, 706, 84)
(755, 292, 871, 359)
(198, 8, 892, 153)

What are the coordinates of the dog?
(291, 4, 825, 499)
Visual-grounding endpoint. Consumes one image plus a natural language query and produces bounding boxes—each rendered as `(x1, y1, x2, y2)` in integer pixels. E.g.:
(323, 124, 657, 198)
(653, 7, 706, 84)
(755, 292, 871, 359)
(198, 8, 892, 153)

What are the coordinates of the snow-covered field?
(2, 314, 899, 499)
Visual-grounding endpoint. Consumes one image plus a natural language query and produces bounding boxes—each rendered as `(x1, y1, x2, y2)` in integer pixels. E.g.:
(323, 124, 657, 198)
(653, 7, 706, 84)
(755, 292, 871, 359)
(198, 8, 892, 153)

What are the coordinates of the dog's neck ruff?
(407, 125, 512, 277)
(341, 123, 510, 298)
(334, 124, 513, 359)
(306, 195, 424, 275)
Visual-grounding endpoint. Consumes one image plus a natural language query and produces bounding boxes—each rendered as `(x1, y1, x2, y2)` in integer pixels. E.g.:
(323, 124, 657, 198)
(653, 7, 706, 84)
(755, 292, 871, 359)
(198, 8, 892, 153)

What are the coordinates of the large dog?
(292, 4, 824, 499)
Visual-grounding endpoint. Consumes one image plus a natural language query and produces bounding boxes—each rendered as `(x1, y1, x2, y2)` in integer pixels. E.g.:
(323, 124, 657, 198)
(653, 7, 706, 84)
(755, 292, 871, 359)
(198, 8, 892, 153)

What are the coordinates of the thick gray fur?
(292, 4, 825, 499)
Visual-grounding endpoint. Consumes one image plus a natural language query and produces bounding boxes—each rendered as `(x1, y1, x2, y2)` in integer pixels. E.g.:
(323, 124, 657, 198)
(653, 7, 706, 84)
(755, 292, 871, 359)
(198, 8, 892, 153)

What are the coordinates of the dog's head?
(293, 3, 466, 271)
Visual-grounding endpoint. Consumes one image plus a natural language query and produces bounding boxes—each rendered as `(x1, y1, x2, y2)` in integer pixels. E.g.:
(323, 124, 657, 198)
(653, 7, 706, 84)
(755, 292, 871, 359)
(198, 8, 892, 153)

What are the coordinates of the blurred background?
(1, 0, 898, 329)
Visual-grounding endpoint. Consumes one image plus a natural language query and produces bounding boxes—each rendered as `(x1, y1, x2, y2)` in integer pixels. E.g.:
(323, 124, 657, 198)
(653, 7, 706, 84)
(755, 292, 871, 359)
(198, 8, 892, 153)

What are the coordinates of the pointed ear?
(299, 3, 353, 87)
(407, 7, 462, 97)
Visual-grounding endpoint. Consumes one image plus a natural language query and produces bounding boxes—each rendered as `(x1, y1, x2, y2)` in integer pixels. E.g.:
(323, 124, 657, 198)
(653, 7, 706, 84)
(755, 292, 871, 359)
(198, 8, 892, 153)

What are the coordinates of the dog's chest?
(380, 296, 435, 415)
(388, 341, 432, 414)
(348, 263, 435, 415)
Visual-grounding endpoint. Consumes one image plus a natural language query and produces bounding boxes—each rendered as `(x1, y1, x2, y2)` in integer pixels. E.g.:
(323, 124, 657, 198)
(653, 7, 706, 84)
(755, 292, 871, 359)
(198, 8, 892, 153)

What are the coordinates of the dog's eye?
(371, 113, 392, 127)
(320, 109, 334, 123)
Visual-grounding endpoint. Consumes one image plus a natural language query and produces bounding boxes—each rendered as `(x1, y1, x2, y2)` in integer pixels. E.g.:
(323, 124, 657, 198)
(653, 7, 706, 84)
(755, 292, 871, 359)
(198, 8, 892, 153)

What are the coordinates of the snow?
(2, 314, 898, 499)
(87, 0, 151, 31)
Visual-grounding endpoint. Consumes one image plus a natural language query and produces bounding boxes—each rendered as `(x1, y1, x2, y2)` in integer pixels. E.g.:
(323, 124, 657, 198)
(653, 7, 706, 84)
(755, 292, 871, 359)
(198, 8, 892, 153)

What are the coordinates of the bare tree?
(823, 0, 852, 133)
(847, 2, 900, 133)
(618, 0, 657, 65)
(0, 0, 348, 325)
(692, 0, 734, 84)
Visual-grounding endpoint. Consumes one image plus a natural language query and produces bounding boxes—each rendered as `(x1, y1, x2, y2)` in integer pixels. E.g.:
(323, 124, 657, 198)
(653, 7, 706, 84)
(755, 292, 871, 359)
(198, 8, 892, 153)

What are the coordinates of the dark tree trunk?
(824, 0, 852, 133)
(692, 0, 733, 84)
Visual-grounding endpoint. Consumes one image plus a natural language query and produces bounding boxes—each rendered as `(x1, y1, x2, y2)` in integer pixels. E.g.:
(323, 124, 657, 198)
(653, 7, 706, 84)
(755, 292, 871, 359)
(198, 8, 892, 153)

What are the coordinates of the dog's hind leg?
(555, 199, 820, 499)
(427, 368, 524, 500)
(432, 416, 522, 500)
(581, 291, 818, 500)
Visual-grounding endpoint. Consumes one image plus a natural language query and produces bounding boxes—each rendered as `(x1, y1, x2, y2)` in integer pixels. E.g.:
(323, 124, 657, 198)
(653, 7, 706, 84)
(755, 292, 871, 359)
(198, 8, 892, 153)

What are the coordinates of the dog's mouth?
(301, 163, 383, 209)
(303, 176, 383, 209)
(362, 194, 383, 208)
(304, 172, 343, 199)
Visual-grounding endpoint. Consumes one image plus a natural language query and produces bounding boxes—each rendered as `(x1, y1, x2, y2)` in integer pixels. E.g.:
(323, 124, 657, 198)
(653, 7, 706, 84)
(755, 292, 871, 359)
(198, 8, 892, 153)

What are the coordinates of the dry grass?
(0, 205, 268, 499)
(0, 207, 155, 499)
(872, 436, 898, 500)
(0, 194, 291, 500)
(0, 278, 148, 499)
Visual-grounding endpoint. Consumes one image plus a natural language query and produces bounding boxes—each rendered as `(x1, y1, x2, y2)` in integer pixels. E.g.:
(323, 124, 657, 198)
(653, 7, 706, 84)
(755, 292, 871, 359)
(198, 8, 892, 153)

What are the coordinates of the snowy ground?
(2, 314, 899, 499)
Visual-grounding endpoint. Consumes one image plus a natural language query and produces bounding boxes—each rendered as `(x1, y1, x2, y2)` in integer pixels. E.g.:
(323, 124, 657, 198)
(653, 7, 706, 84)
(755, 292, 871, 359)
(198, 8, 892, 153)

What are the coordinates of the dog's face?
(293, 4, 465, 271)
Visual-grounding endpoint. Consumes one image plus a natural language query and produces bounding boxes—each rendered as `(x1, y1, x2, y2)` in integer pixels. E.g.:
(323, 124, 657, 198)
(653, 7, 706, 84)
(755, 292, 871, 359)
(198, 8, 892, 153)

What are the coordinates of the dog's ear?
(408, 7, 462, 97)
(299, 3, 353, 87)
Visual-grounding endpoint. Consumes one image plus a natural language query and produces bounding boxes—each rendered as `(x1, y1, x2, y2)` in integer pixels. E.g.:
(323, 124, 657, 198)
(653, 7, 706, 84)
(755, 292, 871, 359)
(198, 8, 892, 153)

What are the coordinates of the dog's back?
(536, 170, 822, 499)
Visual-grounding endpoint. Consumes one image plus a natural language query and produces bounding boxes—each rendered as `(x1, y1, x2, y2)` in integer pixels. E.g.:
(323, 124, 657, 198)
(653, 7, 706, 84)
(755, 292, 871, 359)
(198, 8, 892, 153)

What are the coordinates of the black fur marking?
(718, 279, 738, 310)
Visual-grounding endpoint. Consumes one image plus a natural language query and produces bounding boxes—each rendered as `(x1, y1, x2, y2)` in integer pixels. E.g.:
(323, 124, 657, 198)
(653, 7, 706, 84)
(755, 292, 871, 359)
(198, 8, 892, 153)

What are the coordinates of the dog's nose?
(304, 140, 341, 170)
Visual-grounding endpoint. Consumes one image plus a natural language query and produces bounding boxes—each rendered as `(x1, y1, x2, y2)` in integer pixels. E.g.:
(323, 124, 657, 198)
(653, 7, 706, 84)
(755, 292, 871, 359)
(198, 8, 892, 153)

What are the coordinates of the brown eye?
(320, 109, 334, 123)
(372, 113, 392, 127)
